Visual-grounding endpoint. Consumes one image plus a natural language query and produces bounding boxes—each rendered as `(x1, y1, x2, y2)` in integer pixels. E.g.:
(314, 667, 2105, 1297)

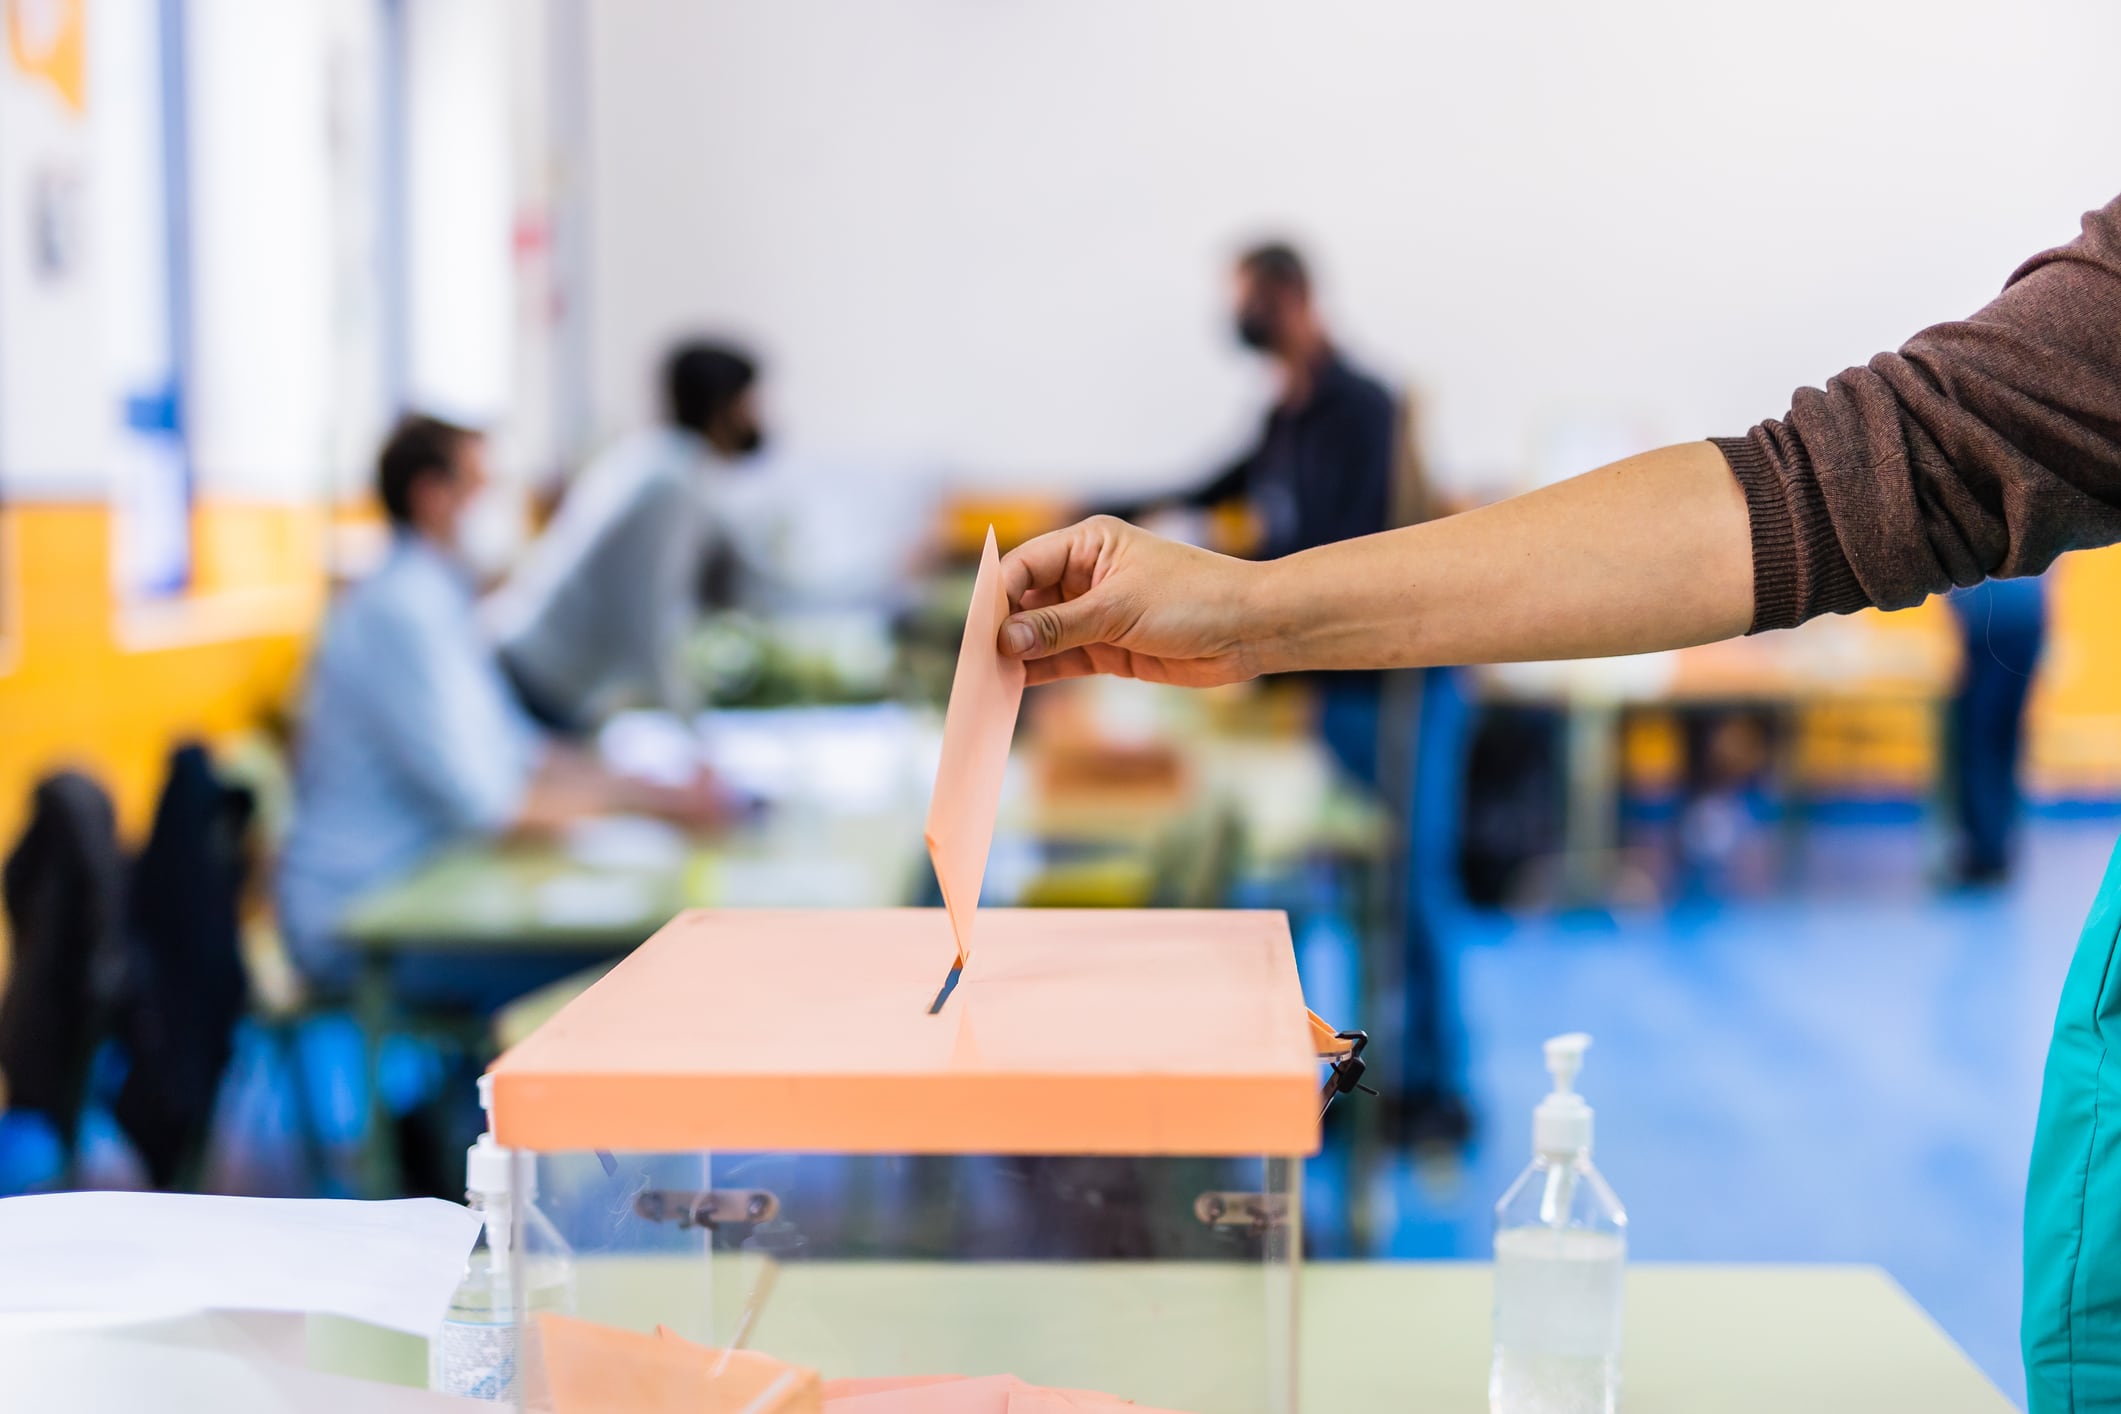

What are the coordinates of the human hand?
(627, 767, 739, 832)
(996, 516, 1268, 687)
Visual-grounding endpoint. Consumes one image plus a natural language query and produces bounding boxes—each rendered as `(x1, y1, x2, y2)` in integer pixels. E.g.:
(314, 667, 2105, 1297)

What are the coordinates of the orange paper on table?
(540, 1312, 822, 1413)
(821, 1376, 968, 1400)
(822, 1373, 1025, 1412)
(1005, 1392, 1196, 1412)
(924, 527, 1027, 965)
(818, 1377, 1193, 1413)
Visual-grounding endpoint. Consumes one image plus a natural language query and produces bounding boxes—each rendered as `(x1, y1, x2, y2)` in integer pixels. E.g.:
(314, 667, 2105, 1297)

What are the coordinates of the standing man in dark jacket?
(1112, 242, 1397, 561)
(1112, 242, 1471, 1148)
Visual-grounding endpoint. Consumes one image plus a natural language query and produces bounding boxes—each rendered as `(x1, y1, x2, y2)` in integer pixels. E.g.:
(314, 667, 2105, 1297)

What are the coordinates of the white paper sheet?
(0, 1334, 491, 1413)
(560, 813, 689, 871)
(533, 872, 656, 926)
(0, 1193, 482, 1337)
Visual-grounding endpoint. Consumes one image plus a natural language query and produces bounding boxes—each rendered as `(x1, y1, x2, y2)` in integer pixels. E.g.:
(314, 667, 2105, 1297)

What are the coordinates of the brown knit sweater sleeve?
(1716, 195, 2121, 633)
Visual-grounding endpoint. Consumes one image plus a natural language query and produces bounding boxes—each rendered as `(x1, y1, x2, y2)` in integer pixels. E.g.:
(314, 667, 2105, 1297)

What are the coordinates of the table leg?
(356, 953, 400, 1198)
(1927, 693, 1953, 872)
(1774, 703, 1809, 886)
(1560, 701, 1621, 905)
(1343, 849, 1385, 1256)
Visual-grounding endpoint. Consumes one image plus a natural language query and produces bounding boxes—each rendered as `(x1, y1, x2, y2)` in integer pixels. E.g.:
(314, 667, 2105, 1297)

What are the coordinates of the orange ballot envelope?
(539, 1313, 822, 1413)
(923, 527, 1026, 969)
(818, 1375, 1196, 1412)
(822, 1373, 1023, 1412)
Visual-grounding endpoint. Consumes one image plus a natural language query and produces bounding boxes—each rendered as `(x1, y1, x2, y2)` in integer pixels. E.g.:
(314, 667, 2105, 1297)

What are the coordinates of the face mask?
(453, 484, 524, 580)
(1235, 309, 1278, 352)
(710, 418, 765, 459)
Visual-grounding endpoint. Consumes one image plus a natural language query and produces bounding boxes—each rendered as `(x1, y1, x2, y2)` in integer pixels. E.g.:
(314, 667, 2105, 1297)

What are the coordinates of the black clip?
(1320, 1028, 1378, 1121)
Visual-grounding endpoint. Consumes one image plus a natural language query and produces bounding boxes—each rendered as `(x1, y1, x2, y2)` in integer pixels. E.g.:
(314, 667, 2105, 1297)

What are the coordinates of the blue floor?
(1360, 815, 2111, 1410)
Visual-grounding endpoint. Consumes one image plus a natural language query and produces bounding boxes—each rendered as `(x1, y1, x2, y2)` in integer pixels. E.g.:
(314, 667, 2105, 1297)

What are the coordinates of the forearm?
(1249, 441, 1754, 673)
(511, 748, 611, 833)
(514, 744, 724, 832)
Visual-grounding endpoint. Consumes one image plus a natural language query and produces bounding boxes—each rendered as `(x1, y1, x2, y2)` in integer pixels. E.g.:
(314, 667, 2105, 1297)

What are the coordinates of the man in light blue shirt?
(280, 416, 720, 1009)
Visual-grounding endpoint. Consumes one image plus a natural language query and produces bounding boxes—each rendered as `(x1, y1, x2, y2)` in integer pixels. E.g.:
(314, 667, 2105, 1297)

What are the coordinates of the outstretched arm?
(997, 441, 1751, 686)
(1002, 195, 2121, 685)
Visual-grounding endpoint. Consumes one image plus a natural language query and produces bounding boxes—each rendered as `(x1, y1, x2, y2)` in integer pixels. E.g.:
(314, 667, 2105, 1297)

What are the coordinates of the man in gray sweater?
(487, 341, 769, 731)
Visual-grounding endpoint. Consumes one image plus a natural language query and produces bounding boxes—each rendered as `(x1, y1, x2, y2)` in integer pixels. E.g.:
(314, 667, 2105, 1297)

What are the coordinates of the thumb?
(999, 595, 1108, 660)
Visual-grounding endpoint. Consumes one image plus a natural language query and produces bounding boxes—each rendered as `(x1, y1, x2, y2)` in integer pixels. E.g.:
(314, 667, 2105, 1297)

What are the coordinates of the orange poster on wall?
(6, 0, 86, 114)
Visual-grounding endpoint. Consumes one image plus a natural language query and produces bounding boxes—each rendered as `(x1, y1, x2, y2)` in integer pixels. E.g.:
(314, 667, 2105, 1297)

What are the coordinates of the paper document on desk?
(0, 1335, 493, 1413)
(0, 1192, 481, 1336)
(923, 527, 1026, 965)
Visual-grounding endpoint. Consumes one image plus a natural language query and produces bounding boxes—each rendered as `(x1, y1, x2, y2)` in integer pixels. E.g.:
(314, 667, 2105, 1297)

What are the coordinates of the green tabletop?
(342, 812, 930, 954)
(1308, 1262, 2007, 1413)
(312, 1259, 2009, 1412)
(340, 839, 701, 951)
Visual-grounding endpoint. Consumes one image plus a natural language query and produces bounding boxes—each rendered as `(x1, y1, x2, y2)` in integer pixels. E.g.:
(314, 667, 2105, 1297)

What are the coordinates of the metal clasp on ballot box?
(1309, 1009, 1375, 1120)
(632, 1188, 781, 1232)
(1193, 1190, 1291, 1235)
(1195, 1011, 1373, 1234)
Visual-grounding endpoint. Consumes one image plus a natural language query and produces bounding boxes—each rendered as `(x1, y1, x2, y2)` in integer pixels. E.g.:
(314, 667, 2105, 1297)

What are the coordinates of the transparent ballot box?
(484, 907, 1356, 1413)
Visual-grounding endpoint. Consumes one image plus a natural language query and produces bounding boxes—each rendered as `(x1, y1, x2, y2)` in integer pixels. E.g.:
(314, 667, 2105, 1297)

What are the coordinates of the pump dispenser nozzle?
(1544, 1033, 1589, 1094)
(466, 1072, 514, 1200)
(1534, 1032, 1595, 1158)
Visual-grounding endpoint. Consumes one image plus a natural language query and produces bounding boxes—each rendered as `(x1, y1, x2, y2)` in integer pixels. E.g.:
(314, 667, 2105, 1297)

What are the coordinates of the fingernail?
(1001, 621, 1035, 655)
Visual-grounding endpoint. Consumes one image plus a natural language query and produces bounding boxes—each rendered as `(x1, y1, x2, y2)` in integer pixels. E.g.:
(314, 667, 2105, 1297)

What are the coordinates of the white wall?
(93, 0, 187, 595)
(0, 0, 533, 514)
(0, 0, 101, 498)
(586, 0, 2121, 499)
(186, 0, 335, 501)
(404, 0, 513, 426)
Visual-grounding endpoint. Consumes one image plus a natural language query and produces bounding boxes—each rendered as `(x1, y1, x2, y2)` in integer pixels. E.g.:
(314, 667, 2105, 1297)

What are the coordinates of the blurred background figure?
(1107, 242, 1394, 560)
(1945, 577, 2050, 888)
(1109, 241, 1469, 1145)
(277, 416, 723, 1014)
(487, 341, 769, 731)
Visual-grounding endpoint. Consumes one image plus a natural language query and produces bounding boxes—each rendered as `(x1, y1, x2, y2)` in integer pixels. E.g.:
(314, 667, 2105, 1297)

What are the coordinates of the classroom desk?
(1192, 736, 1393, 873)
(341, 839, 700, 952)
(337, 699, 1392, 1197)
(338, 758, 1240, 1191)
(1479, 607, 1958, 903)
(313, 1261, 2010, 1412)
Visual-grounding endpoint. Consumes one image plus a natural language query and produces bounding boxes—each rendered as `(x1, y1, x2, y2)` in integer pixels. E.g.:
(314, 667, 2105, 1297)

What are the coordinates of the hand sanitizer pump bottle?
(430, 1075, 576, 1403)
(1490, 1033, 1626, 1414)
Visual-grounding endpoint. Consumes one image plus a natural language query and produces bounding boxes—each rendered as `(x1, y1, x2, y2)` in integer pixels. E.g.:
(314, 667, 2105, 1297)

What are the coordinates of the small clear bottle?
(430, 1077, 576, 1406)
(1490, 1033, 1626, 1414)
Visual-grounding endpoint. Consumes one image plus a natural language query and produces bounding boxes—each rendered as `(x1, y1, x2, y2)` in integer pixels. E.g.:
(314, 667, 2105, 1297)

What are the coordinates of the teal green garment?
(2026, 834, 2121, 1411)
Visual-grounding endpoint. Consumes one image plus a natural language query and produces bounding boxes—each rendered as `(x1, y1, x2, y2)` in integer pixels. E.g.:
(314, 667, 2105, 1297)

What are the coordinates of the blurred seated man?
(1107, 241, 1396, 561)
(487, 340, 769, 730)
(278, 415, 722, 1011)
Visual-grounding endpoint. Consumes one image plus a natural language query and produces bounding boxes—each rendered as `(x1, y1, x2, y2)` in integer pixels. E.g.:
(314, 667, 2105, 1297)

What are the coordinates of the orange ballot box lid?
(486, 907, 1322, 1157)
